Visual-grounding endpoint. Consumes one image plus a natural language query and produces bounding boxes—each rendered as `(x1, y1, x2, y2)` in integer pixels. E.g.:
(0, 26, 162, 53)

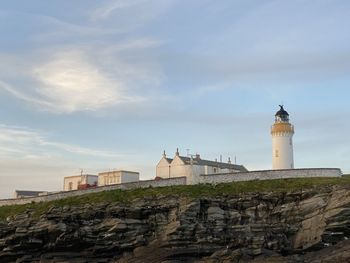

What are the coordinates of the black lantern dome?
(275, 105, 289, 122)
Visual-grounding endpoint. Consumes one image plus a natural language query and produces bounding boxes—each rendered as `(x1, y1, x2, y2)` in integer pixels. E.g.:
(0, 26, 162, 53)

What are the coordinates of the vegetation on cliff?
(1, 176, 350, 220)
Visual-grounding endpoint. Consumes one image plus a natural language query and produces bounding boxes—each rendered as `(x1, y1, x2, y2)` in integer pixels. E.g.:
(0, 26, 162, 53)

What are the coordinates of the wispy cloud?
(0, 80, 53, 108)
(0, 0, 170, 115)
(0, 49, 152, 114)
(91, 0, 149, 21)
(41, 141, 123, 159)
(30, 15, 129, 44)
(0, 124, 123, 159)
(32, 51, 134, 113)
(90, 0, 177, 33)
(105, 37, 166, 52)
(0, 124, 138, 198)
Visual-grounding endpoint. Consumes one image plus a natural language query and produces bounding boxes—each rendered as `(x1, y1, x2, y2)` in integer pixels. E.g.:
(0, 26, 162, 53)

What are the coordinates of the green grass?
(1, 176, 350, 220)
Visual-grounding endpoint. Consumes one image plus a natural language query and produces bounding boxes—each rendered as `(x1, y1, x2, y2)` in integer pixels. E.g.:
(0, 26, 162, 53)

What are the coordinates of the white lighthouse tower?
(271, 105, 295, 170)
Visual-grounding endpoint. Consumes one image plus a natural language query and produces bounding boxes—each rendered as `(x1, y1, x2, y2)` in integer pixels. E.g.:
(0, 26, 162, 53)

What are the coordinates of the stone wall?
(197, 168, 342, 185)
(0, 177, 187, 207)
(0, 168, 343, 207)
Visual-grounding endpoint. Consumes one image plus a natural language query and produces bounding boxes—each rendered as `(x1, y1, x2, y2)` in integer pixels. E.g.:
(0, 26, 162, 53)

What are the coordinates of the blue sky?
(0, 0, 350, 198)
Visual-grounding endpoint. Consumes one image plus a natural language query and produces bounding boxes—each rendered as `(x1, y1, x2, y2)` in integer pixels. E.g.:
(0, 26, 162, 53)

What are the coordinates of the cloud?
(41, 141, 123, 159)
(0, 1, 170, 116)
(0, 49, 151, 114)
(104, 37, 166, 52)
(32, 51, 132, 113)
(0, 124, 123, 159)
(0, 80, 53, 108)
(89, 0, 177, 33)
(32, 15, 121, 42)
(0, 124, 142, 198)
(91, 0, 149, 21)
(0, 11, 121, 44)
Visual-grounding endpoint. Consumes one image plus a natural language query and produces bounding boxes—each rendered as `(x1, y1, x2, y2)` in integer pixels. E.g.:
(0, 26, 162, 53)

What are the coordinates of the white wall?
(272, 133, 294, 170)
(169, 156, 188, 178)
(121, 172, 140, 183)
(0, 168, 343, 207)
(0, 177, 187, 207)
(98, 173, 108, 186)
(156, 158, 171, 178)
(156, 155, 242, 183)
(64, 176, 85, 191)
(198, 168, 342, 185)
(98, 171, 139, 186)
(204, 166, 234, 175)
(98, 172, 120, 186)
(63, 175, 98, 191)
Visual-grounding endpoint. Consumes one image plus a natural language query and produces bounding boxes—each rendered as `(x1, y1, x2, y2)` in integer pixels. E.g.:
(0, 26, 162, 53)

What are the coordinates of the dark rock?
(1, 185, 350, 262)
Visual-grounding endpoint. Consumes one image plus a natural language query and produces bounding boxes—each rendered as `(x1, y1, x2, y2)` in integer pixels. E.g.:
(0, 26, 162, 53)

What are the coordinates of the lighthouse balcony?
(271, 123, 294, 135)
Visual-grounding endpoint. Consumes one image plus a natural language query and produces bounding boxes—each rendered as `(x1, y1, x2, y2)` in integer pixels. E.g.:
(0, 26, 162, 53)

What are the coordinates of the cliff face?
(1, 185, 350, 263)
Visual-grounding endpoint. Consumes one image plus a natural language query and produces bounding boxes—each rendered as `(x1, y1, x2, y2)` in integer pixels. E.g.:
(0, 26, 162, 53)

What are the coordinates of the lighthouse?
(271, 105, 295, 170)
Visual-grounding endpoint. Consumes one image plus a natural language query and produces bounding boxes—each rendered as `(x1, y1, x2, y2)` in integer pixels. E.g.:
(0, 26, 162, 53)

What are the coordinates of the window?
(275, 150, 279, 158)
(68, 182, 73, 191)
(213, 168, 217, 173)
(77, 180, 81, 186)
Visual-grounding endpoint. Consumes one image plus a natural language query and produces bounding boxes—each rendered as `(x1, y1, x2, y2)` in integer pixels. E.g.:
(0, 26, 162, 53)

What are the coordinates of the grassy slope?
(1, 176, 350, 220)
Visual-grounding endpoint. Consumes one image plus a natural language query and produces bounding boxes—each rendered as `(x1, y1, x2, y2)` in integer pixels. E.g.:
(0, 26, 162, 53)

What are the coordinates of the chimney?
(220, 155, 222, 163)
(176, 148, 180, 156)
(195, 154, 201, 159)
(163, 150, 166, 158)
(228, 157, 231, 164)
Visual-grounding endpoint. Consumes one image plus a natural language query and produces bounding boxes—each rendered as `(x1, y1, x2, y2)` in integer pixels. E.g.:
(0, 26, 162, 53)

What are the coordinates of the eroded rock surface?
(1, 185, 350, 262)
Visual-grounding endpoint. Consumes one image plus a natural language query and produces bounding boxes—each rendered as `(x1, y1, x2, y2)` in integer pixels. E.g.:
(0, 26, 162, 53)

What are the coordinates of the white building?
(98, 170, 140, 186)
(271, 105, 295, 170)
(63, 174, 98, 191)
(156, 149, 248, 184)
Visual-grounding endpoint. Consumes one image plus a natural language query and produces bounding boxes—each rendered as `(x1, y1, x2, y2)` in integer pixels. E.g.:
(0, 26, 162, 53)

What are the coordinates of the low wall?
(0, 168, 343, 207)
(198, 168, 342, 185)
(0, 177, 187, 207)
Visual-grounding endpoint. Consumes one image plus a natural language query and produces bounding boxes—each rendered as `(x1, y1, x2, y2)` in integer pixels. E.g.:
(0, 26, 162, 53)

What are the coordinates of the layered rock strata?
(1, 185, 350, 262)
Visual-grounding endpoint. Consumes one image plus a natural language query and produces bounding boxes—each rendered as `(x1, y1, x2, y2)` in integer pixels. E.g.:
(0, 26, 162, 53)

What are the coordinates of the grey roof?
(15, 190, 46, 197)
(166, 158, 173, 163)
(178, 156, 247, 172)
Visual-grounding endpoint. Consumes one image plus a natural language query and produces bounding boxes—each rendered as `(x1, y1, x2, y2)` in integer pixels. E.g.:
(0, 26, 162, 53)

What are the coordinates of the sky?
(0, 0, 350, 198)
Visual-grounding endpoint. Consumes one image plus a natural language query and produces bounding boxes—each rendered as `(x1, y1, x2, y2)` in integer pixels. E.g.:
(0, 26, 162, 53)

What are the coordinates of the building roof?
(177, 156, 248, 172)
(64, 174, 98, 179)
(98, 170, 140, 175)
(275, 105, 289, 117)
(15, 190, 46, 197)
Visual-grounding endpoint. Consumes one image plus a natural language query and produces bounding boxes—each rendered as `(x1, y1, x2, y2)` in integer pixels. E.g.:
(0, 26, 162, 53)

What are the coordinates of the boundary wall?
(0, 177, 187, 207)
(0, 168, 342, 207)
(197, 168, 342, 185)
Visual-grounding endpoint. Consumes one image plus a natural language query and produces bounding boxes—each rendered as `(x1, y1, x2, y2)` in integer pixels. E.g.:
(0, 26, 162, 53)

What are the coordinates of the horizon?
(1, 0, 350, 198)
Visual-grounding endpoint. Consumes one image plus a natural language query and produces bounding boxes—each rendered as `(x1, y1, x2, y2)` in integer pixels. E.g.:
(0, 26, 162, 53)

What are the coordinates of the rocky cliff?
(1, 184, 350, 263)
